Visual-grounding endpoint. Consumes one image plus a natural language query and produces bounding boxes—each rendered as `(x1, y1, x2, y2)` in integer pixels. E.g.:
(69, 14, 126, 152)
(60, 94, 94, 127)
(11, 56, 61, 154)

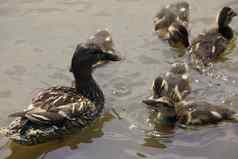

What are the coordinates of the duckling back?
(189, 32, 229, 66)
(176, 100, 238, 126)
(189, 7, 237, 68)
(153, 1, 189, 38)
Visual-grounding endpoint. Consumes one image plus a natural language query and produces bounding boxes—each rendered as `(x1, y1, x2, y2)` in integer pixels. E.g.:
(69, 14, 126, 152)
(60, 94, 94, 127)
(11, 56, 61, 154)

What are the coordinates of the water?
(0, 0, 238, 158)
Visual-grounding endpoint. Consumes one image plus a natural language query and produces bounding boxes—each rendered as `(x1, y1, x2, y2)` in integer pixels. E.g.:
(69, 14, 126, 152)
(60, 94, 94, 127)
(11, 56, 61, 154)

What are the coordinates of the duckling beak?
(101, 52, 121, 61)
(232, 11, 237, 17)
(142, 96, 159, 106)
(143, 96, 173, 107)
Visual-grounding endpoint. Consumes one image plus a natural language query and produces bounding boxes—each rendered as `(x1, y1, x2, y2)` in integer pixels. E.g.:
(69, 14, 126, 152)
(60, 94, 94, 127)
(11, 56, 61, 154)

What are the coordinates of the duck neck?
(73, 69, 104, 106)
(218, 25, 233, 40)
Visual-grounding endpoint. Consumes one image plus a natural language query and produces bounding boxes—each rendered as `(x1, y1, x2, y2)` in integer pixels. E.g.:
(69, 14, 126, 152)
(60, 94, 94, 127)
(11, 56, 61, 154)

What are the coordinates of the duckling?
(176, 100, 238, 126)
(146, 96, 177, 125)
(143, 63, 192, 125)
(86, 29, 115, 53)
(153, 1, 189, 47)
(0, 45, 120, 145)
(143, 63, 191, 107)
(189, 7, 237, 67)
(85, 29, 116, 68)
(167, 22, 190, 48)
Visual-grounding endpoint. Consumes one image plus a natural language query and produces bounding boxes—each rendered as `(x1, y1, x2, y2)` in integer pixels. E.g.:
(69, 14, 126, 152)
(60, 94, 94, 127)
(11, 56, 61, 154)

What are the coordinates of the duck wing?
(9, 86, 79, 117)
(9, 86, 98, 125)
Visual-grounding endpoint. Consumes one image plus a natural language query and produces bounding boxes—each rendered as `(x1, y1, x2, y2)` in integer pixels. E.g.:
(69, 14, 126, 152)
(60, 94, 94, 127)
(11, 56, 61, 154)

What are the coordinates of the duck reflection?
(143, 108, 176, 149)
(3, 113, 113, 159)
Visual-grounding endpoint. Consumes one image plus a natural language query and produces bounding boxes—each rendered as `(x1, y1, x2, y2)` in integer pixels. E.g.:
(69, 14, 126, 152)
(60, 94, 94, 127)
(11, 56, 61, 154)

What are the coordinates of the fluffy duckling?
(189, 7, 237, 67)
(84, 29, 117, 68)
(143, 63, 192, 125)
(86, 29, 115, 54)
(153, 1, 189, 47)
(143, 63, 191, 106)
(167, 23, 190, 48)
(146, 96, 177, 125)
(176, 100, 238, 126)
(0, 45, 120, 145)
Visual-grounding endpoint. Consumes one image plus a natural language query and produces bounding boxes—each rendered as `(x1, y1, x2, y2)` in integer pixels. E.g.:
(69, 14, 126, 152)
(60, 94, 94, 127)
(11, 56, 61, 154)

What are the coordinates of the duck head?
(168, 23, 190, 48)
(217, 7, 237, 28)
(70, 44, 120, 77)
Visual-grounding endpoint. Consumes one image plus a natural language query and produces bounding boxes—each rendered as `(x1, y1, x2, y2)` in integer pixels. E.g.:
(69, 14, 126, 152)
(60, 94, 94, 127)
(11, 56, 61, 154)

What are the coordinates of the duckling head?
(176, 1, 189, 22)
(154, 9, 176, 32)
(168, 23, 190, 48)
(152, 76, 167, 98)
(70, 44, 120, 76)
(143, 77, 171, 106)
(169, 62, 189, 75)
(216, 7, 237, 28)
(86, 29, 115, 53)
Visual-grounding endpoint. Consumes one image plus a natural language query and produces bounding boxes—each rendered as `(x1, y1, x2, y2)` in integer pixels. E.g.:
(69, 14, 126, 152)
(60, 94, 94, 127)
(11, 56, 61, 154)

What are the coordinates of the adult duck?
(0, 44, 120, 145)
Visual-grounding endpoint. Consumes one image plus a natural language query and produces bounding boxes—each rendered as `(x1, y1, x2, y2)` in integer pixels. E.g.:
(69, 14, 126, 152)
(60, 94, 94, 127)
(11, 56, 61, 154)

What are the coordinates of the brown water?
(0, 0, 238, 159)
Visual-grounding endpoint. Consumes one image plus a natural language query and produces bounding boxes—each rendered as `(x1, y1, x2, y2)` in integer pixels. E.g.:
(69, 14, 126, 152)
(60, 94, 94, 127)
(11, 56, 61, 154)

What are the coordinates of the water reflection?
(3, 113, 113, 159)
(143, 110, 176, 149)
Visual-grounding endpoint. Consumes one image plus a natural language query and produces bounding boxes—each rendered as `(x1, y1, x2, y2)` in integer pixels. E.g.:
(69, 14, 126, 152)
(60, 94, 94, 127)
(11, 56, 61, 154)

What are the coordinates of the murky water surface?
(0, 0, 238, 159)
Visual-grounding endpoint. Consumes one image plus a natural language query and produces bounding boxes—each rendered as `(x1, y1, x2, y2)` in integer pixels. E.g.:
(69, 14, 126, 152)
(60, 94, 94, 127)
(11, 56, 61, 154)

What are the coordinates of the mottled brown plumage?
(153, 1, 189, 48)
(189, 7, 237, 68)
(0, 44, 120, 145)
(176, 100, 238, 126)
(143, 63, 191, 107)
(143, 62, 238, 126)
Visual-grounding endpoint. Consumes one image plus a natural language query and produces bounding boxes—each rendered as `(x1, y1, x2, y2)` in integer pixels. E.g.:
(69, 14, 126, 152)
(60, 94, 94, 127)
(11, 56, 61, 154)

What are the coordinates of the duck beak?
(101, 52, 121, 61)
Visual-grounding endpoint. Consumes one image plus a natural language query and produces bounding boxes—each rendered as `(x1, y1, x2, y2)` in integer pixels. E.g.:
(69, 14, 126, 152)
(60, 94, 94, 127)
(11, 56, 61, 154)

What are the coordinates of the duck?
(85, 29, 117, 68)
(167, 22, 190, 48)
(145, 98, 238, 126)
(143, 63, 238, 126)
(143, 62, 191, 107)
(189, 7, 237, 68)
(0, 44, 120, 145)
(175, 100, 238, 126)
(153, 1, 190, 48)
(86, 29, 115, 53)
